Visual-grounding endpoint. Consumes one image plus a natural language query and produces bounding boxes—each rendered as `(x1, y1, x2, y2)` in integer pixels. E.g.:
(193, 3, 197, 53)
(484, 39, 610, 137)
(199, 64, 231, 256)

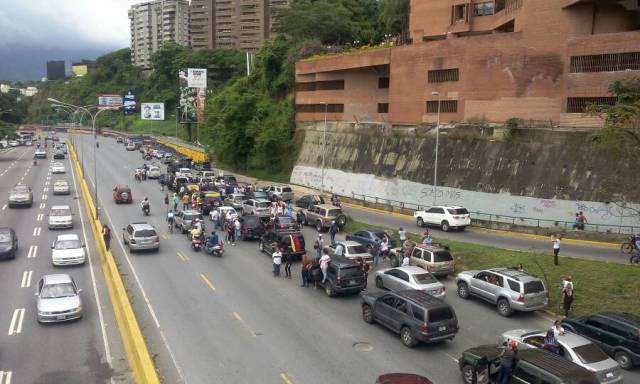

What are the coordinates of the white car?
(36, 274, 83, 323)
(147, 165, 161, 179)
(53, 179, 71, 195)
(217, 206, 238, 221)
(51, 234, 86, 266)
(8, 140, 19, 147)
(325, 240, 372, 263)
(48, 205, 73, 229)
(242, 199, 271, 216)
(176, 168, 191, 177)
(414, 206, 470, 232)
(375, 266, 446, 299)
(51, 162, 66, 174)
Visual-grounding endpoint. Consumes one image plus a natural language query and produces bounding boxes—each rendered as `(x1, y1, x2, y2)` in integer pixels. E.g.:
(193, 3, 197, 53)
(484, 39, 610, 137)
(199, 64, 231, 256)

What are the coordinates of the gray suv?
(456, 267, 548, 317)
(361, 290, 459, 347)
(267, 184, 294, 202)
(122, 222, 160, 252)
(174, 210, 204, 233)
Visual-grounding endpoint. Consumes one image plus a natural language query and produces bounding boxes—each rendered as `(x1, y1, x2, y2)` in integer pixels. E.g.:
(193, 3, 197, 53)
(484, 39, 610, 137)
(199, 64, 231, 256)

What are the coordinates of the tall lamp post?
(431, 91, 441, 206)
(320, 102, 328, 195)
(48, 98, 118, 219)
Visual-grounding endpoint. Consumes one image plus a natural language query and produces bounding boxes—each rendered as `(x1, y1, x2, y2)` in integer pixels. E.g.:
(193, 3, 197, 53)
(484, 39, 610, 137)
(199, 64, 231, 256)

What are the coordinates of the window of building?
(295, 82, 316, 92)
(474, 2, 495, 16)
(566, 97, 617, 113)
(295, 104, 316, 113)
(453, 4, 467, 22)
(378, 103, 389, 113)
(295, 104, 344, 113)
(378, 77, 390, 89)
(428, 68, 459, 83)
(316, 80, 344, 91)
(426, 100, 458, 114)
(570, 52, 640, 73)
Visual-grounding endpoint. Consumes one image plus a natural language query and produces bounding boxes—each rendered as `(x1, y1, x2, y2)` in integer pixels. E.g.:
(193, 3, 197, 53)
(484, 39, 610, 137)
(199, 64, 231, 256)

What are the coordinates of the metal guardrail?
(349, 193, 639, 235)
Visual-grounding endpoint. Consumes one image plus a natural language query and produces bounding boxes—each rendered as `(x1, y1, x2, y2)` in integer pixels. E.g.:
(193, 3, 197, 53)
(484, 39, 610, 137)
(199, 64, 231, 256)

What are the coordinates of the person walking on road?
(314, 234, 324, 260)
(234, 218, 241, 241)
(319, 250, 331, 283)
(561, 275, 574, 317)
(227, 219, 236, 246)
(210, 208, 219, 229)
(300, 252, 311, 287)
(296, 209, 305, 227)
(329, 221, 338, 245)
(372, 238, 381, 267)
(172, 193, 179, 211)
(181, 193, 190, 210)
(498, 340, 517, 384)
(102, 224, 111, 251)
(283, 249, 292, 279)
(552, 234, 561, 266)
(272, 248, 282, 277)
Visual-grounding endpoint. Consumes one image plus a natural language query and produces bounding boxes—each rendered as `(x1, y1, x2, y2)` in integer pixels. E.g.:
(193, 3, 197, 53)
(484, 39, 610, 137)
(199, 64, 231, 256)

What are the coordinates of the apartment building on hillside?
(295, 0, 640, 128)
(190, 0, 289, 51)
(129, 0, 190, 68)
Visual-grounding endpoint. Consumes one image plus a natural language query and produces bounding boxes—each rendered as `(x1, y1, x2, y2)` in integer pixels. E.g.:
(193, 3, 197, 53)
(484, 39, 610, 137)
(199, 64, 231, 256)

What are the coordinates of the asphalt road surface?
(0, 143, 130, 384)
(74, 134, 639, 384)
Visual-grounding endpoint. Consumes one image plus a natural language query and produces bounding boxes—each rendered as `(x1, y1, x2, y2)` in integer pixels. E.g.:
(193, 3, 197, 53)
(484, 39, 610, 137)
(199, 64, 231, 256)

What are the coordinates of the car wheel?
(615, 351, 633, 370)
(417, 217, 424, 227)
(335, 214, 347, 228)
(400, 326, 417, 348)
(441, 221, 450, 232)
(375, 277, 384, 289)
(316, 221, 323, 232)
(362, 305, 374, 324)
(497, 298, 513, 317)
(389, 255, 399, 268)
(324, 283, 335, 297)
(457, 282, 470, 299)
(461, 364, 475, 384)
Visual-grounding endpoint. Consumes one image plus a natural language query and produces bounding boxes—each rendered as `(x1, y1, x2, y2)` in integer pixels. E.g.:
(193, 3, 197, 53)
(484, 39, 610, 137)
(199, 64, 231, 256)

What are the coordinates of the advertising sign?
(97, 94, 123, 109)
(141, 103, 165, 120)
(179, 69, 197, 123)
(187, 68, 207, 88)
(123, 89, 137, 115)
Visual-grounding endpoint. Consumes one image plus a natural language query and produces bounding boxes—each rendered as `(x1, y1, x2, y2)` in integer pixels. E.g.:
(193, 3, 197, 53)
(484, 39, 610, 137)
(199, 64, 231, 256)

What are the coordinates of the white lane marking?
(7, 308, 25, 335)
(19, 177, 23, 182)
(44, 181, 49, 186)
(20, 271, 32, 288)
(36, 214, 43, 222)
(39, 203, 45, 209)
(1, 204, 6, 210)
(445, 353, 459, 363)
(68, 147, 114, 376)
(42, 194, 48, 200)
(32, 227, 41, 236)
(0, 371, 12, 384)
(87, 170, 185, 381)
(27, 245, 37, 258)
(43, 187, 48, 192)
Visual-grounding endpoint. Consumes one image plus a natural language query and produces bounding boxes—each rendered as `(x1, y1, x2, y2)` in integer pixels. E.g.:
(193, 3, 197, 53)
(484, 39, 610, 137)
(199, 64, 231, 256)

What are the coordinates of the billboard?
(187, 68, 207, 88)
(141, 103, 165, 120)
(71, 64, 88, 77)
(123, 89, 137, 115)
(98, 94, 123, 109)
(179, 69, 207, 124)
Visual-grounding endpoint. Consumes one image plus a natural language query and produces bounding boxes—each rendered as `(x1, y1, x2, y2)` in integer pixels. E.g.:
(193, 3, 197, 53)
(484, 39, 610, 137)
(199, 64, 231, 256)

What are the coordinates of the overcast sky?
(0, 0, 140, 50)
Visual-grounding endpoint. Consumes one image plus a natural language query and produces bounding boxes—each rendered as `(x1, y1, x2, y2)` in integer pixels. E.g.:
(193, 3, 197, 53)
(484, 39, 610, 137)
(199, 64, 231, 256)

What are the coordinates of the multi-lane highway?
(0, 143, 130, 384)
(72, 133, 640, 384)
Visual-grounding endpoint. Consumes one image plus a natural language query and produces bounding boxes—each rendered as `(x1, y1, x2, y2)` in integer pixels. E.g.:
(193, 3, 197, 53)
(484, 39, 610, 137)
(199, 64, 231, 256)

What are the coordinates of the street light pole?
(432, 92, 441, 206)
(320, 102, 328, 195)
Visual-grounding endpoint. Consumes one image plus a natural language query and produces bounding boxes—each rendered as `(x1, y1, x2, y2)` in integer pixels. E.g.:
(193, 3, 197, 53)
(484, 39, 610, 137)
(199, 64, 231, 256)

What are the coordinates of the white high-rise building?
(129, 0, 190, 69)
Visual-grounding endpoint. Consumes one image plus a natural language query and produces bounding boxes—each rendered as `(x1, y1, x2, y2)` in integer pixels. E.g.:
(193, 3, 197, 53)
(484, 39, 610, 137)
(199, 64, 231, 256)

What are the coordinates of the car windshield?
(428, 307, 454, 322)
(13, 186, 29, 193)
(433, 251, 453, 262)
(135, 229, 157, 237)
(55, 240, 81, 249)
(447, 208, 469, 215)
(413, 273, 438, 284)
(573, 343, 609, 364)
(51, 208, 71, 216)
(55, 181, 68, 186)
(327, 209, 342, 217)
(185, 214, 203, 221)
(53, 163, 63, 167)
(524, 281, 545, 294)
(0, 233, 11, 242)
(253, 192, 268, 199)
(41, 283, 76, 299)
(282, 187, 292, 192)
(256, 201, 270, 208)
(347, 245, 367, 254)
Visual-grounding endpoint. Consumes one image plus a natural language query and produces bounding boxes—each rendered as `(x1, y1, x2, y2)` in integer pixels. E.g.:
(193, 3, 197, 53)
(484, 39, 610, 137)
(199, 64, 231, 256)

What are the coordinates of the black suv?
(239, 215, 268, 240)
(458, 345, 598, 384)
(309, 255, 366, 297)
(562, 312, 640, 369)
(274, 216, 300, 234)
(361, 290, 458, 347)
(259, 231, 306, 260)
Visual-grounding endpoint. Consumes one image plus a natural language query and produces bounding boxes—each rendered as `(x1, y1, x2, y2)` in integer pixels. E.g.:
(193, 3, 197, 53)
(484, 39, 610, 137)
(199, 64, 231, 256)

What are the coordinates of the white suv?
(413, 206, 470, 232)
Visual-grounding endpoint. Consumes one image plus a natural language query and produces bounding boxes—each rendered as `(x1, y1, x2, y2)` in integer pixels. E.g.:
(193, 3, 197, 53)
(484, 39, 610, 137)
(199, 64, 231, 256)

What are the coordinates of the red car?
(113, 184, 133, 203)
(375, 374, 433, 384)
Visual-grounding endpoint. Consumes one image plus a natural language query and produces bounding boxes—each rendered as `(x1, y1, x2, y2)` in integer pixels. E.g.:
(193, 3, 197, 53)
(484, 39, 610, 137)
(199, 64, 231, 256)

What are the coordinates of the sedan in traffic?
(375, 266, 446, 299)
(147, 165, 162, 179)
(34, 148, 47, 158)
(51, 234, 86, 266)
(0, 227, 18, 259)
(53, 179, 71, 195)
(8, 184, 33, 207)
(500, 329, 623, 383)
(325, 240, 372, 263)
(51, 162, 66, 174)
(36, 274, 83, 323)
(48, 205, 73, 229)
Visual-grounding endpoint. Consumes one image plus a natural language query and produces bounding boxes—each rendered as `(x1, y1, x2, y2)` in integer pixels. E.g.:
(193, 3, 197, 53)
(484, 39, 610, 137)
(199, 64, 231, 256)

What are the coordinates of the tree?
(377, 0, 410, 43)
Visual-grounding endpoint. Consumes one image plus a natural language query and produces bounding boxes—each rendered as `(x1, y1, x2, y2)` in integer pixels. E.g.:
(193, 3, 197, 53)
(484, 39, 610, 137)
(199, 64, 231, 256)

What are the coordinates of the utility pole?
(432, 91, 441, 206)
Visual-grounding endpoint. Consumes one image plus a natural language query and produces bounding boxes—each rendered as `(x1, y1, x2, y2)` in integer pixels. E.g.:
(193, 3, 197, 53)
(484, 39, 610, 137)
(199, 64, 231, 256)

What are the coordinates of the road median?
(66, 139, 160, 384)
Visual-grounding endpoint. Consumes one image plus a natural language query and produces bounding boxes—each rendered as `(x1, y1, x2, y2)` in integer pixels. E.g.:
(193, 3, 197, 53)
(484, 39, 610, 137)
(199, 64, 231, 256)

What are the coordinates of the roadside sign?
(98, 94, 123, 109)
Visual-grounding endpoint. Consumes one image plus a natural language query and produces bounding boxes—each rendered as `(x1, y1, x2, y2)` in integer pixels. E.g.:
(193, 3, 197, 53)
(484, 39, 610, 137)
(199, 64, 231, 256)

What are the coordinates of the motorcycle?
(204, 242, 225, 257)
(191, 235, 204, 251)
(621, 235, 638, 254)
(631, 252, 640, 264)
(142, 204, 150, 216)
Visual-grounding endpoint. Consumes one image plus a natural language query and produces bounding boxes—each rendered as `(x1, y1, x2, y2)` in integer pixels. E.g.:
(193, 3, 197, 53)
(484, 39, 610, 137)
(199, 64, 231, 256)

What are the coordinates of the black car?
(295, 195, 325, 209)
(458, 345, 598, 384)
(240, 215, 268, 240)
(562, 312, 640, 369)
(310, 255, 366, 297)
(259, 231, 306, 260)
(273, 216, 300, 233)
(361, 290, 458, 347)
(0, 227, 18, 259)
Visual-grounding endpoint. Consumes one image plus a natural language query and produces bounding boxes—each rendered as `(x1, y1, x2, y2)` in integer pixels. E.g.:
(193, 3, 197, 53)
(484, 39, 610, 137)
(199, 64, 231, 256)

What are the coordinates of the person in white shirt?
(552, 320, 565, 338)
(210, 209, 219, 229)
(398, 227, 407, 243)
(552, 234, 561, 266)
(319, 251, 331, 283)
(380, 235, 389, 260)
(401, 254, 410, 267)
(334, 244, 344, 257)
(234, 219, 241, 240)
(272, 249, 282, 277)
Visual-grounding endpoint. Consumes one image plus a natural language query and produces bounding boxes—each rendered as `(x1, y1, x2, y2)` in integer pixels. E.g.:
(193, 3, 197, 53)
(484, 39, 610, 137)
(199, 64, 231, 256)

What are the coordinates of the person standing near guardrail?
(102, 224, 111, 251)
(552, 234, 561, 266)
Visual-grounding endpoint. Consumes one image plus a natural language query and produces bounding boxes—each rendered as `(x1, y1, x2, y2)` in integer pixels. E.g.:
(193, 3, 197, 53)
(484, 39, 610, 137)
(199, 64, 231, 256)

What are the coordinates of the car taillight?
(154, 236, 159, 242)
(280, 224, 284, 229)
(517, 293, 524, 302)
(420, 323, 429, 334)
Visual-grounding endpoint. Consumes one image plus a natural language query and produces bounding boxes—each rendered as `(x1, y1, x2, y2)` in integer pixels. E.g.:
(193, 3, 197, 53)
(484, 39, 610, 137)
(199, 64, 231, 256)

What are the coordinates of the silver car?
(8, 184, 33, 207)
(325, 240, 372, 264)
(375, 266, 446, 299)
(36, 274, 83, 323)
(123, 222, 160, 252)
(48, 205, 73, 229)
(53, 179, 71, 195)
(500, 329, 623, 384)
(267, 184, 294, 202)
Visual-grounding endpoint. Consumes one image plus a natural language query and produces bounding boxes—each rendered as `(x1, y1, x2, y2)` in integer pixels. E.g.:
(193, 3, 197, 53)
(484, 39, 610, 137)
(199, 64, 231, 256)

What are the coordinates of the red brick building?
(295, 0, 640, 127)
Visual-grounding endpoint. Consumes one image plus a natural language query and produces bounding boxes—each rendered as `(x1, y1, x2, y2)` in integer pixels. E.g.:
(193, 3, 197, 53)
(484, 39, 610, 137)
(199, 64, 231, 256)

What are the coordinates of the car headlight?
(38, 311, 52, 316)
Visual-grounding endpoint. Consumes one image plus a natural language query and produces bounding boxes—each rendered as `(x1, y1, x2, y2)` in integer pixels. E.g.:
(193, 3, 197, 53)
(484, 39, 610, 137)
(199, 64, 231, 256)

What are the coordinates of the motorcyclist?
(190, 225, 203, 241)
(205, 231, 219, 248)
(167, 209, 175, 225)
(141, 197, 151, 213)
